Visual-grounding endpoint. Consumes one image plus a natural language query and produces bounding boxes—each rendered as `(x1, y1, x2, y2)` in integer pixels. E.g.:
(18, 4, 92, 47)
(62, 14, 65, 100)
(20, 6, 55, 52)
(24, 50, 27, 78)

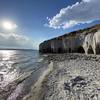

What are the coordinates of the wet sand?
(24, 53, 100, 100)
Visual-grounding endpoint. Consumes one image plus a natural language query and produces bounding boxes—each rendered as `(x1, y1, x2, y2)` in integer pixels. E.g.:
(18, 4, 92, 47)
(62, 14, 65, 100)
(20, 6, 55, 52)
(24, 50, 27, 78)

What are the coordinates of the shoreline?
(24, 53, 100, 100)
(23, 61, 54, 100)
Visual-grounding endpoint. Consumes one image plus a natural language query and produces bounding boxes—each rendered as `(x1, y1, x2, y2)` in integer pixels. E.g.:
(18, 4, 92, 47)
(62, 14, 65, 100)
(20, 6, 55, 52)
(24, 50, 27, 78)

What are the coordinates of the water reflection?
(0, 50, 41, 99)
(0, 50, 15, 60)
(0, 50, 18, 88)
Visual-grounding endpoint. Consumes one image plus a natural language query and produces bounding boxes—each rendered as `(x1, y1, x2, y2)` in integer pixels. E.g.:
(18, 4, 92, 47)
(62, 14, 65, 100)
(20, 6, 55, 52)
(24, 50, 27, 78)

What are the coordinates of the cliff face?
(39, 24, 100, 54)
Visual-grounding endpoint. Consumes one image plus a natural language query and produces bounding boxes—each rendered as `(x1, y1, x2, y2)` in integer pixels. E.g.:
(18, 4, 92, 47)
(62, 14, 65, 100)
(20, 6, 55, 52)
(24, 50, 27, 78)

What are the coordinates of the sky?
(0, 0, 100, 49)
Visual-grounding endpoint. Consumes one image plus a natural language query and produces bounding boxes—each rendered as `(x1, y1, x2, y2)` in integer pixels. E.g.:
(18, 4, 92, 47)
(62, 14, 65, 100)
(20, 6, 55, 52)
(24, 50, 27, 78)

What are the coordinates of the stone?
(39, 24, 100, 55)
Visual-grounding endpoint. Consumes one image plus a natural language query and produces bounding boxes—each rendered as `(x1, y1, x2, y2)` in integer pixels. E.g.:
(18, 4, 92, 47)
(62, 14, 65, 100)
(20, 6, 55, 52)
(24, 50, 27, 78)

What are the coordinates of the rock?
(64, 83, 70, 91)
(0, 74, 3, 81)
(39, 24, 100, 55)
(43, 54, 100, 100)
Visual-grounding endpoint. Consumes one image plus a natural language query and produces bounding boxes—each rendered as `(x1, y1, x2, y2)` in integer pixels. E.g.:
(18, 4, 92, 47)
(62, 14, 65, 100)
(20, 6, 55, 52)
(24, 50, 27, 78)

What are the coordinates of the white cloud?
(47, 0, 100, 29)
(0, 33, 36, 49)
(82, 0, 91, 2)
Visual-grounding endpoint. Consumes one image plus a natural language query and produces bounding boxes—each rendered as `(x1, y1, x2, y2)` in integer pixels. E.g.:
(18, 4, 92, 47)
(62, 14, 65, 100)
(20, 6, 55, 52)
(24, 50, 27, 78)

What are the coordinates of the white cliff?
(39, 24, 100, 55)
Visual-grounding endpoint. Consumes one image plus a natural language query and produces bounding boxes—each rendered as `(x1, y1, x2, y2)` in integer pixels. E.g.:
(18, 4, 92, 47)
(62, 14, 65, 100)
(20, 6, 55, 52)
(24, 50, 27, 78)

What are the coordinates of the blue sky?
(0, 0, 100, 49)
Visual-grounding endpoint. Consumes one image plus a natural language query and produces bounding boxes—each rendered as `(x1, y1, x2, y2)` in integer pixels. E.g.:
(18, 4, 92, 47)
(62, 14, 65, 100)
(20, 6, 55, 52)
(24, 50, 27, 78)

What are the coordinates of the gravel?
(43, 53, 100, 100)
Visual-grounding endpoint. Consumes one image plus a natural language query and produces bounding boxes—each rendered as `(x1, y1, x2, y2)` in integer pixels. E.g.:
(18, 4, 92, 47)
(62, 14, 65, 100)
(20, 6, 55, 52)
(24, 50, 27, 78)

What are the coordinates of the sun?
(2, 21, 13, 30)
(2, 21, 17, 30)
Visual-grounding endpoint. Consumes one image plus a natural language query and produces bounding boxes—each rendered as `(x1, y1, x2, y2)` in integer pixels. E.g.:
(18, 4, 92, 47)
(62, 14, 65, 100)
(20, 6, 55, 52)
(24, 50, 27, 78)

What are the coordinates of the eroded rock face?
(39, 24, 100, 55)
(83, 30, 100, 55)
(82, 32, 95, 55)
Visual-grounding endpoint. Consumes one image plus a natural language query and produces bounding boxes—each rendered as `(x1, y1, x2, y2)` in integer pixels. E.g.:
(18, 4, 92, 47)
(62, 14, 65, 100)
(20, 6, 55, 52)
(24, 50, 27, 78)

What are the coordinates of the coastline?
(24, 53, 100, 100)
(23, 61, 54, 100)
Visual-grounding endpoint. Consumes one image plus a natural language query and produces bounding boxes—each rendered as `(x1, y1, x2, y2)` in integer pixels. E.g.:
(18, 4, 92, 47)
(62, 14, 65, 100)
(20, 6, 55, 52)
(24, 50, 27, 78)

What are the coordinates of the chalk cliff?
(39, 24, 100, 54)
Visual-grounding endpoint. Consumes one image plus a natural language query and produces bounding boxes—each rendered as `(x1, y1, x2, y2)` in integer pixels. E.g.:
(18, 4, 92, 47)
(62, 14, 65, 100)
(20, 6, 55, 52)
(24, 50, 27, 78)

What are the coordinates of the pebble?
(43, 53, 100, 100)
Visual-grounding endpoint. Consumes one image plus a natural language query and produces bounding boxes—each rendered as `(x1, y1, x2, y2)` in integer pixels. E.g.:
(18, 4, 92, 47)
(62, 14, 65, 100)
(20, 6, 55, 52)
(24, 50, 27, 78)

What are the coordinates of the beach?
(26, 53, 100, 100)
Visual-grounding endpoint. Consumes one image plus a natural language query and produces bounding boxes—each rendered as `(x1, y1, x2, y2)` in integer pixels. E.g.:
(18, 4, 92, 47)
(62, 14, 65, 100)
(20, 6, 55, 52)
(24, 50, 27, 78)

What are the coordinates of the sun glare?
(2, 21, 17, 30)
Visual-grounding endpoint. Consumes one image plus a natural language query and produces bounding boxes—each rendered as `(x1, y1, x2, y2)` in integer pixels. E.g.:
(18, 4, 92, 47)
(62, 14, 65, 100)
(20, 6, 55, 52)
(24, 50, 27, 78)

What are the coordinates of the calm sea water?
(0, 50, 47, 100)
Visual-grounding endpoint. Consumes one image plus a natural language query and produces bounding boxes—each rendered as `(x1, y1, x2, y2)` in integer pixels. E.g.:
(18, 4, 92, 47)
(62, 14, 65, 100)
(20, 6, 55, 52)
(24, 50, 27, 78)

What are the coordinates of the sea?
(0, 50, 48, 100)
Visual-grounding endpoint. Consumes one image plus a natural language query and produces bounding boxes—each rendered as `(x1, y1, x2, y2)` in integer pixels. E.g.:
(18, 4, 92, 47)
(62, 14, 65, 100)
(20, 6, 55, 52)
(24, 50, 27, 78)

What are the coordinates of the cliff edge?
(39, 24, 100, 54)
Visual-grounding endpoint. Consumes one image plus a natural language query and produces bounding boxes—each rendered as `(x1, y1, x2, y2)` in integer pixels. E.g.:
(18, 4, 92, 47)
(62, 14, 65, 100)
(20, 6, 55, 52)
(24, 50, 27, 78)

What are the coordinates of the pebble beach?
(30, 53, 100, 100)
